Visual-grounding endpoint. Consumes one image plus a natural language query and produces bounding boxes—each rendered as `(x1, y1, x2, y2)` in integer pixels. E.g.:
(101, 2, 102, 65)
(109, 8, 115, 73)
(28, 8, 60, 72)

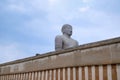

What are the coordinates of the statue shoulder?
(71, 38, 79, 46)
(55, 35, 64, 40)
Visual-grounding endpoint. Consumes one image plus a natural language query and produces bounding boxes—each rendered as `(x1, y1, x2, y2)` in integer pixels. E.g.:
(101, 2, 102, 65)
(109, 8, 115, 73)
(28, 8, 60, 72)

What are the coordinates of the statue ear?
(61, 29, 65, 34)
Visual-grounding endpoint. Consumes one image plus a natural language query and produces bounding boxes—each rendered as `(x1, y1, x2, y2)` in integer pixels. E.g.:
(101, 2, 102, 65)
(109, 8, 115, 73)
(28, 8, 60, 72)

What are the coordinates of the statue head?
(61, 24, 72, 36)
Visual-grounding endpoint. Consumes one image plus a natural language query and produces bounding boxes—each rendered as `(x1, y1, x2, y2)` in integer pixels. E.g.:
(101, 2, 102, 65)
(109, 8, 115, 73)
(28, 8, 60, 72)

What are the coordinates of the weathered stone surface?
(75, 45, 112, 66)
(55, 24, 78, 51)
(111, 43, 120, 63)
(0, 37, 120, 74)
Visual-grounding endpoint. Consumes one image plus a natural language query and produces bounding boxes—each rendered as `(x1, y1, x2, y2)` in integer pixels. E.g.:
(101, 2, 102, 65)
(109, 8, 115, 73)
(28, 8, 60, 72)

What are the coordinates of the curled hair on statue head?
(61, 24, 72, 34)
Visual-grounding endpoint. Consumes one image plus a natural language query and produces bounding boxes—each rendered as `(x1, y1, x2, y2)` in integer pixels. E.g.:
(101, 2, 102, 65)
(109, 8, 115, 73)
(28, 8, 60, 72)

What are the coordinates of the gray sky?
(0, 0, 120, 63)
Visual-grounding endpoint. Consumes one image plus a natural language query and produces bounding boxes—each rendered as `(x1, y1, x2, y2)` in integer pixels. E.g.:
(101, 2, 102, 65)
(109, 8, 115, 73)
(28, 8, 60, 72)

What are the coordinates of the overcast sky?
(0, 0, 120, 63)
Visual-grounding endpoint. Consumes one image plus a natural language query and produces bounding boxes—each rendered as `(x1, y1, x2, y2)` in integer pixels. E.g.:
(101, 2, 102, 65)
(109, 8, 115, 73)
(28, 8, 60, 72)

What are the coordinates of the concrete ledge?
(0, 37, 120, 74)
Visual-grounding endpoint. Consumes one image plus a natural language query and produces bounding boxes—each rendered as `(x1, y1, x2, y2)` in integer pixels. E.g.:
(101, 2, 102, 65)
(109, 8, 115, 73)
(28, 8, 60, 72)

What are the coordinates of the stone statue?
(55, 24, 79, 51)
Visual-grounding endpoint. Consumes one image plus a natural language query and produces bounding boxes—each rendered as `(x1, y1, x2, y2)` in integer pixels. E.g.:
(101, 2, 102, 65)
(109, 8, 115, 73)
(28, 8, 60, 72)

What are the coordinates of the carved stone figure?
(55, 24, 79, 51)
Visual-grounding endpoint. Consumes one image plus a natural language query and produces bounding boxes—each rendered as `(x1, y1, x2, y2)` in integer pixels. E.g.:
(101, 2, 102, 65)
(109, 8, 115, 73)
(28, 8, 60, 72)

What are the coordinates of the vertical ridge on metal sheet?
(26, 73, 28, 80)
(8, 75, 10, 80)
(117, 64, 120, 80)
(17, 74, 19, 79)
(9, 75, 10, 80)
(1, 76, 3, 80)
(24, 73, 26, 80)
(21, 73, 23, 80)
(70, 67, 73, 80)
(4, 75, 6, 80)
(88, 66, 92, 80)
(103, 65, 108, 80)
(82, 67, 85, 80)
(18, 74, 20, 80)
(32, 72, 34, 80)
(112, 64, 117, 80)
(21, 73, 22, 80)
(73, 67, 76, 80)
(58, 69, 61, 80)
(38, 71, 41, 80)
(8, 75, 9, 80)
(56, 69, 58, 80)
(20, 73, 22, 80)
(44, 71, 46, 80)
(6, 75, 7, 80)
(65, 68, 67, 80)
(10, 75, 12, 80)
(42, 71, 44, 80)
(0, 75, 1, 80)
(18, 74, 19, 80)
(10, 75, 12, 79)
(7, 75, 9, 80)
(49, 70, 52, 80)
(91, 66, 95, 80)
(25, 73, 27, 80)
(9, 74, 11, 80)
(99, 65, 103, 80)
(63, 68, 65, 80)
(36, 72, 38, 80)
(95, 66, 99, 80)
(85, 66, 88, 80)
(23, 73, 25, 80)
(6, 75, 8, 80)
(9, 75, 11, 80)
(37, 72, 39, 80)
(17, 74, 19, 80)
(107, 65, 112, 80)
(78, 67, 82, 80)
(76, 67, 79, 80)
(60, 68, 63, 80)
(22, 73, 24, 80)
(2, 75, 3, 80)
(67, 68, 70, 80)
(23, 73, 24, 80)
(12, 74, 14, 80)
(58, 69, 60, 80)
(3, 75, 4, 80)
(36, 72, 39, 80)
(29, 73, 31, 80)
(52, 70, 54, 80)
(53, 69, 56, 80)
(46, 70, 48, 80)
(5, 75, 7, 80)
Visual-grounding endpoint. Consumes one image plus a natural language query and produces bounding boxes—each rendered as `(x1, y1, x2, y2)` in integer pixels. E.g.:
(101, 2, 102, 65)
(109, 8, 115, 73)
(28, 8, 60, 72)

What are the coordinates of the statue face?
(64, 26, 72, 36)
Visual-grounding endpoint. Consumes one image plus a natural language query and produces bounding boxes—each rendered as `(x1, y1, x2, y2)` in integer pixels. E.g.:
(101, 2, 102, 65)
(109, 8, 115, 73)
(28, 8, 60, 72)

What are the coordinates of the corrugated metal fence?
(0, 64, 120, 80)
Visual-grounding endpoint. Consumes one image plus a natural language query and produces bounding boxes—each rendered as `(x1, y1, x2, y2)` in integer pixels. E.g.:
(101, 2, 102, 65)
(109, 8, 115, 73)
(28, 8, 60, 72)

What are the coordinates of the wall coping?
(0, 37, 120, 67)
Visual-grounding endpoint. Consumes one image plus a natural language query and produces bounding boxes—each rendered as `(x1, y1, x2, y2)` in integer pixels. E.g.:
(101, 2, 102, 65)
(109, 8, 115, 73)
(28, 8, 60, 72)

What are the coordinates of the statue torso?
(61, 35, 78, 49)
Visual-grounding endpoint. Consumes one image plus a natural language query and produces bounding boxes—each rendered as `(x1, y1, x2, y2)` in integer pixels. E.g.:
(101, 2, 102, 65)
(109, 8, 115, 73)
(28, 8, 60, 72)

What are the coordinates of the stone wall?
(0, 37, 120, 80)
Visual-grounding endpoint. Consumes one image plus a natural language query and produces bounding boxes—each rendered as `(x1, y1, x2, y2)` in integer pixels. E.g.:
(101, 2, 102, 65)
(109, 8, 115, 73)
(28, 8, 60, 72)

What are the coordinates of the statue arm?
(55, 36, 63, 51)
